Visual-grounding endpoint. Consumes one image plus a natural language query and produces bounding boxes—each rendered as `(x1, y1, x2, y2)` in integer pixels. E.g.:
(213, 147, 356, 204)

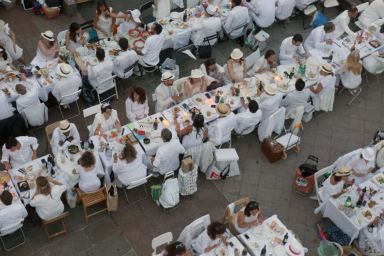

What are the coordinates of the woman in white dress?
(200, 58, 225, 88)
(112, 143, 147, 187)
(0, 46, 12, 70)
(346, 147, 376, 184)
(125, 87, 149, 122)
(91, 103, 121, 136)
(93, 1, 125, 39)
(175, 114, 208, 150)
(336, 50, 362, 90)
(31, 30, 59, 68)
(234, 201, 263, 234)
(194, 221, 228, 254)
(74, 151, 101, 193)
(65, 22, 84, 55)
(183, 69, 208, 98)
(226, 48, 247, 83)
(0, 20, 23, 61)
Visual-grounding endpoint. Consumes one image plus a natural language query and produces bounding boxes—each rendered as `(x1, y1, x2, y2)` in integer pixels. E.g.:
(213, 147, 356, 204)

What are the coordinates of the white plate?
(87, 57, 98, 66)
(372, 173, 384, 187)
(221, 9, 229, 17)
(170, 12, 181, 19)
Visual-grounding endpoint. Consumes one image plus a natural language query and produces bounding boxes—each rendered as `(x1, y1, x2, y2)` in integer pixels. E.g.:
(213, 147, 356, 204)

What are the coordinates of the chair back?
(289, 105, 305, 134)
(79, 187, 108, 223)
(21, 103, 48, 127)
(57, 30, 67, 46)
(228, 22, 248, 40)
(45, 121, 60, 151)
(122, 61, 138, 79)
(177, 214, 211, 249)
(222, 197, 249, 227)
(0, 219, 23, 236)
(245, 48, 261, 74)
(59, 89, 81, 105)
(83, 104, 101, 119)
(203, 32, 219, 46)
(152, 232, 173, 256)
(140, 0, 156, 24)
(258, 107, 286, 142)
(317, 88, 335, 112)
(96, 75, 117, 94)
(127, 174, 152, 189)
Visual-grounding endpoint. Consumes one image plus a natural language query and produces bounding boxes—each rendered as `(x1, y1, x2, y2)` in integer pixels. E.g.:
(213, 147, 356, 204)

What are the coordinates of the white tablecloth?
(201, 236, 250, 256)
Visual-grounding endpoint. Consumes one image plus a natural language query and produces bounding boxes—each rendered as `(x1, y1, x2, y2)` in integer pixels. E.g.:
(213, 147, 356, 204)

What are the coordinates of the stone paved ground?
(1, 2, 383, 256)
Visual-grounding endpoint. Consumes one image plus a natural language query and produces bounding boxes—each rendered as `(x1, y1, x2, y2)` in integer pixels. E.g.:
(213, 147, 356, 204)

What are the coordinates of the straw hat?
(230, 48, 243, 60)
(128, 9, 141, 23)
(206, 5, 217, 16)
(216, 103, 231, 117)
(320, 64, 333, 74)
(161, 71, 175, 81)
(56, 63, 74, 77)
(304, 4, 317, 15)
(59, 120, 71, 133)
(285, 241, 303, 256)
(264, 83, 277, 95)
(335, 166, 351, 177)
(41, 30, 55, 42)
(190, 69, 204, 79)
(362, 147, 375, 162)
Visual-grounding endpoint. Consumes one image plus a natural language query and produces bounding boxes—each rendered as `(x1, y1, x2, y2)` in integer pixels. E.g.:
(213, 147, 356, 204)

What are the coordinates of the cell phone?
(229, 242, 234, 247)
(244, 234, 249, 239)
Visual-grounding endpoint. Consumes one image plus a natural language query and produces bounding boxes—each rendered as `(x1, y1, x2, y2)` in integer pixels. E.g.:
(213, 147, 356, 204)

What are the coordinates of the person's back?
(113, 152, 146, 185)
(154, 139, 185, 174)
(30, 184, 65, 220)
(246, 0, 276, 28)
(77, 165, 101, 193)
(224, 4, 249, 37)
(275, 0, 295, 21)
(358, 0, 384, 28)
(235, 109, 262, 134)
(182, 127, 205, 149)
(89, 59, 114, 86)
(259, 93, 283, 120)
(53, 73, 81, 103)
(209, 112, 236, 145)
(16, 86, 40, 113)
(0, 202, 27, 229)
(0, 91, 14, 121)
(113, 50, 138, 78)
(281, 90, 310, 115)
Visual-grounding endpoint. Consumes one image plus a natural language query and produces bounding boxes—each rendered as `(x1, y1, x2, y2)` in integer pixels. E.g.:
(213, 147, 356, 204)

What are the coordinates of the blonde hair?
(345, 50, 362, 75)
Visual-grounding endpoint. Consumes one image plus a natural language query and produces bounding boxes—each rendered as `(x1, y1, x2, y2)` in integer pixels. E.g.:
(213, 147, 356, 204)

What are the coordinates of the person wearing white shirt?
(279, 34, 306, 65)
(150, 128, 185, 175)
(74, 151, 101, 193)
(234, 201, 263, 234)
(226, 48, 247, 83)
(155, 71, 182, 112)
(190, 6, 222, 46)
(242, 0, 275, 29)
(250, 49, 277, 75)
(113, 38, 139, 79)
(52, 63, 82, 104)
(15, 84, 40, 113)
(175, 114, 208, 150)
(87, 48, 114, 90)
(223, 0, 250, 38)
(0, 190, 27, 230)
(117, 9, 142, 35)
(0, 19, 23, 61)
(332, 6, 359, 38)
(1, 136, 38, 170)
(0, 46, 12, 70)
(275, 0, 295, 21)
(31, 30, 59, 68)
(91, 103, 121, 136)
(0, 91, 14, 121)
(359, 212, 384, 255)
(304, 22, 336, 51)
(335, 50, 362, 91)
(281, 79, 310, 118)
(50, 120, 80, 157)
(194, 222, 228, 254)
(125, 87, 149, 122)
(200, 58, 225, 86)
(29, 176, 66, 221)
(309, 64, 336, 105)
(208, 103, 236, 146)
(358, 0, 384, 29)
(346, 147, 375, 184)
(112, 143, 147, 187)
(320, 167, 350, 201)
(65, 23, 84, 55)
(235, 100, 262, 135)
(257, 84, 283, 120)
(135, 23, 164, 67)
(363, 47, 384, 74)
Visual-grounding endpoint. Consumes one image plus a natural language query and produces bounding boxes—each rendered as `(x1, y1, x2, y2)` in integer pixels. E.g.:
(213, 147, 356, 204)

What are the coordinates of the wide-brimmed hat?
(59, 120, 71, 133)
(320, 63, 333, 74)
(128, 9, 141, 23)
(56, 63, 74, 77)
(264, 83, 277, 95)
(206, 5, 217, 16)
(161, 71, 175, 81)
(230, 48, 243, 60)
(41, 30, 55, 42)
(335, 166, 351, 177)
(216, 103, 231, 117)
(285, 241, 303, 256)
(190, 69, 204, 79)
(362, 147, 375, 162)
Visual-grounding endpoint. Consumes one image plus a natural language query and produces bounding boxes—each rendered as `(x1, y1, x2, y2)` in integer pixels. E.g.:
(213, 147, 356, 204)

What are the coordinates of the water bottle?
(260, 245, 266, 256)
(153, 118, 159, 130)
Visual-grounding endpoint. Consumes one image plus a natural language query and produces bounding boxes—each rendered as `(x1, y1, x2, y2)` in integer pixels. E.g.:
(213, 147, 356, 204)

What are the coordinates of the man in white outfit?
(257, 84, 283, 120)
(279, 34, 306, 65)
(280, 79, 310, 118)
(155, 71, 183, 112)
(0, 91, 14, 121)
(275, 0, 295, 21)
(309, 64, 336, 108)
(50, 119, 80, 156)
(223, 0, 250, 38)
(113, 37, 138, 79)
(87, 48, 114, 90)
(332, 6, 359, 38)
(304, 22, 336, 51)
(358, 0, 384, 29)
(15, 84, 41, 113)
(235, 99, 262, 135)
(52, 63, 82, 104)
(1, 136, 39, 170)
(242, 0, 276, 29)
(135, 23, 164, 68)
(0, 191, 28, 230)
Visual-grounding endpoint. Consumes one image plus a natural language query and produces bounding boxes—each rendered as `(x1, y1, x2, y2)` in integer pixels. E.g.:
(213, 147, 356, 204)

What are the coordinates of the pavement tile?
(86, 235, 132, 256)
(84, 218, 122, 243)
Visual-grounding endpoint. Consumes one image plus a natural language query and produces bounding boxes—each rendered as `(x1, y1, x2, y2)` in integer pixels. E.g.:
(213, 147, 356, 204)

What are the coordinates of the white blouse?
(112, 153, 147, 185)
(234, 207, 260, 234)
(77, 165, 101, 193)
(125, 97, 149, 122)
(91, 109, 119, 135)
(182, 127, 205, 150)
(30, 184, 66, 220)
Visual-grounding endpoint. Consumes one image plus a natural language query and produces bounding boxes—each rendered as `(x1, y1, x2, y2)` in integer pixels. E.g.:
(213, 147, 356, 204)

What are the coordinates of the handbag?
(150, 184, 162, 202)
(261, 138, 284, 163)
(88, 28, 99, 44)
(106, 182, 118, 212)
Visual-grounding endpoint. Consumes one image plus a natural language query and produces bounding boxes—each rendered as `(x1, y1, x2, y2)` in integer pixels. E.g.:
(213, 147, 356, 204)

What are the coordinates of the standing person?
(135, 23, 164, 69)
(125, 87, 149, 122)
(226, 48, 247, 83)
(1, 136, 38, 170)
(332, 6, 359, 38)
(223, 0, 249, 40)
(155, 71, 182, 112)
(335, 50, 362, 91)
(74, 151, 101, 193)
(0, 19, 23, 61)
(31, 30, 59, 68)
(65, 22, 84, 54)
(304, 22, 336, 51)
(279, 34, 306, 65)
(113, 37, 138, 79)
(50, 120, 80, 156)
(91, 103, 121, 135)
(93, 1, 124, 39)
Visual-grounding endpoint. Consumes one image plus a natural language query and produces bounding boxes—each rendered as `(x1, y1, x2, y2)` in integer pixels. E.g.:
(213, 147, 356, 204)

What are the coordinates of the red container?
(294, 168, 315, 194)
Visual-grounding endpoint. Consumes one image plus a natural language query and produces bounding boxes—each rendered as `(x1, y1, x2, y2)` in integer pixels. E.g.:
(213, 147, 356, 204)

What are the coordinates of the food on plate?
(269, 220, 285, 233)
(25, 165, 33, 172)
(368, 200, 377, 208)
(173, 106, 181, 113)
(129, 29, 140, 38)
(373, 173, 384, 186)
(110, 131, 118, 138)
(195, 97, 203, 103)
(109, 49, 118, 56)
(217, 248, 227, 256)
(67, 145, 80, 154)
(2, 88, 10, 96)
(307, 71, 317, 80)
(178, 22, 188, 29)
(369, 40, 381, 48)
(159, 19, 168, 25)
(279, 84, 288, 91)
(134, 39, 145, 49)
(206, 111, 212, 117)
(0, 171, 10, 184)
(361, 209, 373, 220)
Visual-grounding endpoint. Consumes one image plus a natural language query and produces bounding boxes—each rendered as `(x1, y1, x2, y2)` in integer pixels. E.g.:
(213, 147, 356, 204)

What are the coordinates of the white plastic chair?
(258, 107, 286, 142)
(0, 219, 26, 251)
(245, 48, 261, 76)
(82, 103, 101, 134)
(313, 88, 335, 112)
(323, 0, 339, 8)
(57, 30, 67, 47)
(178, 214, 211, 250)
(21, 102, 48, 127)
(152, 232, 173, 256)
(58, 89, 81, 119)
(121, 174, 153, 204)
(118, 61, 138, 79)
(253, 30, 270, 52)
(92, 75, 118, 104)
(228, 22, 249, 40)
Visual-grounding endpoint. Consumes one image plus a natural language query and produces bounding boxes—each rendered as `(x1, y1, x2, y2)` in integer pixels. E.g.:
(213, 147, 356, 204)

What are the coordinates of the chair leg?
(83, 205, 88, 224)
(347, 87, 362, 106)
(0, 228, 26, 251)
(58, 105, 65, 119)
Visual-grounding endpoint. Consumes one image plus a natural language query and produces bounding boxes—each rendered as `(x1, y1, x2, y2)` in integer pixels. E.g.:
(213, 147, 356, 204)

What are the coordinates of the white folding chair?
(21, 102, 48, 127)
(57, 30, 67, 47)
(118, 61, 138, 79)
(58, 89, 82, 119)
(252, 30, 270, 52)
(93, 75, 118, 104)
(178, 214, 211, 250)
(313, 88, 335, 112)
(245, 48, 261, 76)
(0, 219, 26, 251)
(323, 0, 339, 8)
(258, 107, 286, 142)
(121, 174, 153, 204)
(21, 0, 32, 10)
(228, 22, 249, 40)
(82, 103, 101, 134)
(152, 232, 173, 256)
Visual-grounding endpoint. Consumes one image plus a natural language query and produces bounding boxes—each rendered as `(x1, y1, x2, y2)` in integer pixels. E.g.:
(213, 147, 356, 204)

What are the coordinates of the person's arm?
(8, 28, 17, 53)
(125, 98, 136, 121)
(200, 78, 207, 93)
(227, 60, 237, 81)
(93, 14, 107, 37)
(37, 40, 58, 58)
(143, 99, 149, 116)
(1, 146, 11, 170)
(70, 124, 81, 145)
(279, 40, 292, 62)
(341, 17, 356, 38)
(65, 31, 75, 54)
(183, 80, 193, 98)
(27, 137, 39, 160)
(310, 83, 323, 94)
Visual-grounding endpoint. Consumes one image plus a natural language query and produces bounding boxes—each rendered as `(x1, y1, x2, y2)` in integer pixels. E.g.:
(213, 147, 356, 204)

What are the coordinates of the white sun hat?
(161, 71, 175, 81)
(264, 83, 277, 95)
(206, 5, 217, 16)
(41, 30, 55, 42)
(129, 9, 141, 23)
(190, 69, 204, 79)
(230, 48, 244, 60)
(56, 63, 74, 77)
(362, 147, 375, 162)
(59, 119, 71, 133)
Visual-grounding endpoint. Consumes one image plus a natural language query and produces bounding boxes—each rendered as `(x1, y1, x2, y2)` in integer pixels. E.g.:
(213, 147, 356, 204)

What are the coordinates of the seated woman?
(0, 46, 12, 70)
(234, 201, 263, 234)
(112, 143, 147, 187)
(250, 49, 277, 75)
(335, 50, 362, 90)
(175, 114, 208, 150)
(183, 69, 210, 98)
(226, 48, 247, 83)
(91, 103, 121, 135)
(346, 147, 376, 184)
(358, 212, 384, 255)
(117, 9, 142, 35)
(200, 58, 225, 89)
(65, 22, 84, 55)
(75, 151, 101, 193)
(93, 1, 125, 39)
(363, 47, 384, 74)
(31, 30, 59, 68)
(125, 87, 149, 122)
(194, 221, 227, 254)
(29, 176, 66, 221)
(163, 241, 193, 256)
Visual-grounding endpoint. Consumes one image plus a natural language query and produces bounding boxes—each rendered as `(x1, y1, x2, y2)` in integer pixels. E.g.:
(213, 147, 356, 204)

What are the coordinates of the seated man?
(280, 79, 310, 118)
(190, 5, 222, 46)
(113, 38, 139, 79)
(223, 0, 250, 39)
(135, 23, 164, 69)
(235, 99, 262, 135)
(117, 9, 142, 34)
(52, 63, 82, 104)
(50, 119, 80, 157)
(208, 103, 236, 146)
(346, 147, 375, 184)
(0, 91, 15, 121)
(148, 128, 185, 176)
(249, 49, 277, 75)
(275, 0, 295, 21)
(1, 136, 39, 170)
(0, 190, 28, 230)
(15, 84, 40, 113)
(257, 84, 283, 120)
(242, 0, 275, 29)
(304, 22, 336, 51)
(309, 64, 336, 109)
(87, 48, 114, 89)
(332, 6, 359, 38)
(358, 211, 384, 255)
(155, 71, 182, 112)
(279, 34, 306, 65)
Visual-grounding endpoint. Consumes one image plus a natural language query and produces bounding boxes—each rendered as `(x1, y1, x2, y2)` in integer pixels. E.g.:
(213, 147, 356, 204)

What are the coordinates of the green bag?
(151, 184, 162, 202)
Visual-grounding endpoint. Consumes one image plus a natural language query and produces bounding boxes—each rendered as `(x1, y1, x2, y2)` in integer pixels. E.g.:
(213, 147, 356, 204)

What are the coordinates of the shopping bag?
(106, 182, 118, 212)
(151, 184, 162, 202)
(66, 189, 78, 209)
